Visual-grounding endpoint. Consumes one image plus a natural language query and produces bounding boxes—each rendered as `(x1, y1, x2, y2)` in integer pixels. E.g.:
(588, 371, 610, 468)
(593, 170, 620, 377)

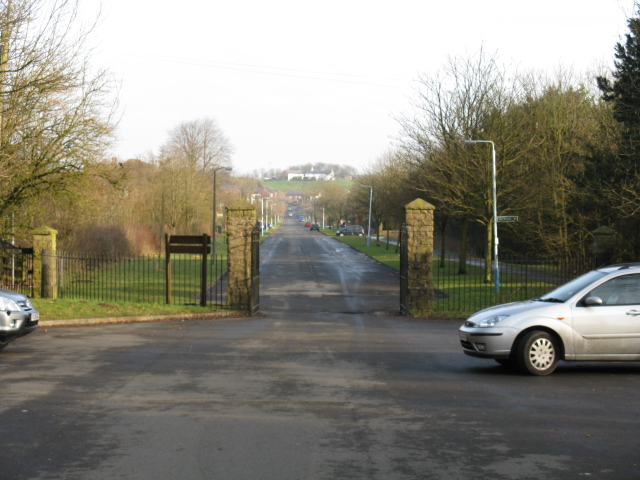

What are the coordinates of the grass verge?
(324, 228, 557, 317)
(35, 298, 243, 322)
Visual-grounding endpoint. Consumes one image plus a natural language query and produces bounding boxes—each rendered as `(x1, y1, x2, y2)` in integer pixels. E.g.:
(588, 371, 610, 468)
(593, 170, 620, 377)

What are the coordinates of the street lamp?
(360, 184, 373, 247)
(213, 166, 232, 262)
(261, 197, 271, 236)
(464, 139, 499, 292)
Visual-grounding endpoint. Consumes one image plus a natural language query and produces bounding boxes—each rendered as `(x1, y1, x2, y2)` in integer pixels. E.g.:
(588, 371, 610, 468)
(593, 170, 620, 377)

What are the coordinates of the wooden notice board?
(165, 234, 211, 306)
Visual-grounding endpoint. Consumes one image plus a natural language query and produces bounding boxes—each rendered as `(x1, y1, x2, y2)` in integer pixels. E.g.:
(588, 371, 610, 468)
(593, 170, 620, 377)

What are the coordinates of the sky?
(80, 0, 635, 175)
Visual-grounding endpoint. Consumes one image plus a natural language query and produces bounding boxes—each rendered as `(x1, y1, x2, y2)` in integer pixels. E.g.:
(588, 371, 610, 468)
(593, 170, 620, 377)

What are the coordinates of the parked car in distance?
(459, 263, 640, 375)
(0, 288, 38, 350)
(304, 222, 312, 227)
(310, 223, 320, 231)
(336, 225, 365, 236)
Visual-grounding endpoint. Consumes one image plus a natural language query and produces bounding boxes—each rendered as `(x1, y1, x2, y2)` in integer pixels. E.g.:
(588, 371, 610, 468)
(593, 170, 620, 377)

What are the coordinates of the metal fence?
(44, 250, 228, 307)
(0, 246, 33, 297)
(431, 254, 599, 315)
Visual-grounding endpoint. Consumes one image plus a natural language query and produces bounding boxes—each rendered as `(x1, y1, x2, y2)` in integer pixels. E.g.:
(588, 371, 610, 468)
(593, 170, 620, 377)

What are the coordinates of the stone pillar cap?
(404, 198, 435, 211)
(227, 199, 256, 211)
(32, 226, 58, 235)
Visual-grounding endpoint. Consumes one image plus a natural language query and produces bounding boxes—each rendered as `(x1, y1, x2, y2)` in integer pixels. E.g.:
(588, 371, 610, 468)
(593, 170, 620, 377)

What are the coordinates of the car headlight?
(0, 296, 20, 313)
(477, 315, 509, 327)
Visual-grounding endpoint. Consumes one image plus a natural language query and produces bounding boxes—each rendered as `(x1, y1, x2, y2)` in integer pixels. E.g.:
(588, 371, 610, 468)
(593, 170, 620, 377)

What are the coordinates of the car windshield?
(537, 270, 608, 303)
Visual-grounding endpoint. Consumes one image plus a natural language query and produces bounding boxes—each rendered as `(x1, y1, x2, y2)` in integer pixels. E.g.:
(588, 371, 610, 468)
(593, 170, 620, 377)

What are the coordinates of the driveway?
(1, 219, 639, 479)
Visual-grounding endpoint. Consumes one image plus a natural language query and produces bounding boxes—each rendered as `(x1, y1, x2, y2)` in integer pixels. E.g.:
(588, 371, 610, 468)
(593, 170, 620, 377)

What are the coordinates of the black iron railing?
(44, 250, 228, 307)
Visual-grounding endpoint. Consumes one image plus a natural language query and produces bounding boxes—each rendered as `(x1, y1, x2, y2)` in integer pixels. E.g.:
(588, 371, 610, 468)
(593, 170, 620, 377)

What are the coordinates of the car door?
(570, 273, 640, 359)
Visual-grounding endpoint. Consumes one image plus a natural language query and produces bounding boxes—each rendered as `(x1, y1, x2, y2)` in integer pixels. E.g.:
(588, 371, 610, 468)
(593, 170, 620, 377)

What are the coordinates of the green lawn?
(324, 229, 557, 317)
(36, 298, 240, 322)
(36, 230, 274, 321)
(262, 179, 352, 193)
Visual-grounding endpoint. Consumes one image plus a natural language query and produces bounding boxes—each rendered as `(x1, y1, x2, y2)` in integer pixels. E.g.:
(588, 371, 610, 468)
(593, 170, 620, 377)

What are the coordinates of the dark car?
(310, 223, 320, 231)
(0, 288, 38, 350)
(336, 225, 365, 236)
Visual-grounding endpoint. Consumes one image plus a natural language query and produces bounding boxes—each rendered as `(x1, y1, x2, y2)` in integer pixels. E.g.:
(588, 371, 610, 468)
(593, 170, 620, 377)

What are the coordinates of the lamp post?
(212, 166, 232, 262)
(261, 197, 271, 236)
(464, 139, 499, 292)
(360, 184, 373, 247)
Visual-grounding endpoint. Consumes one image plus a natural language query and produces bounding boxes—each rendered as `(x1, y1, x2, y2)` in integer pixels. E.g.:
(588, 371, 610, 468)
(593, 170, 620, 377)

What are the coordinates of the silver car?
(459, 264, 640, 375)
(0, 288, 39, 350)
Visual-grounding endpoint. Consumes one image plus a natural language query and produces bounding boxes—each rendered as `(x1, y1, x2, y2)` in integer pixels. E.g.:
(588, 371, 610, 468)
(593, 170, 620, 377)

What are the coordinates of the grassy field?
(262, 179, 352, 193)
(36, 298, 241, 322)
(324, 228, 557, 317)
(35, 226, 283, 321)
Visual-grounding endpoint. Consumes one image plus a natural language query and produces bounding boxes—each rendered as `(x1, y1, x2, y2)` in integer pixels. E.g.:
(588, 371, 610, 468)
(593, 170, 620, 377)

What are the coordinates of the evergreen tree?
(594, 7, 640, 259)
(597, 8, 640, 164)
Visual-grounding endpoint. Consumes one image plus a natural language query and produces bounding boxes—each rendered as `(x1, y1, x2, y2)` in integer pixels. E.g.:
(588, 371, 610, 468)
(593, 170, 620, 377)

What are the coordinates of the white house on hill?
(287, 168, 335, 181)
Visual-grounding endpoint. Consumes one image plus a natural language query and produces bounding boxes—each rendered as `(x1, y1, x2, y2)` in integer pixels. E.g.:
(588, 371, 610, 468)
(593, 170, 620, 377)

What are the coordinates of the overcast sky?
(81, 0, 634, 175)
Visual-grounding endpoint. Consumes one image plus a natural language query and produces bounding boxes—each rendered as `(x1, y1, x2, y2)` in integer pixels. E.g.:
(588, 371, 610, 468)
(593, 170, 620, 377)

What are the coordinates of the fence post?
(32, 226, 58, 299)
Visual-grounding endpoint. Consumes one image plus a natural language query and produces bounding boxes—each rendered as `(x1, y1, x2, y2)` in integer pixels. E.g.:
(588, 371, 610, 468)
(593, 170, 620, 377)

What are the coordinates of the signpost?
(165, 234, 211, 306)
(497, 216, 519, 223)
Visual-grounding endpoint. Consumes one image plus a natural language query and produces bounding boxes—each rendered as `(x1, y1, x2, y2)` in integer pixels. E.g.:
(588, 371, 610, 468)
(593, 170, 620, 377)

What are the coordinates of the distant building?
(255, 186, 279, 199)
(287, 168, 335, 181)
(285, 190, 304, 202)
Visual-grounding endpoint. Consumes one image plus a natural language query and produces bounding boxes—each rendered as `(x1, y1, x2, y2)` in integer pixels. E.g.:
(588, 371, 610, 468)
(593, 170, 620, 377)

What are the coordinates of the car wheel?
(358, 233, 363, 236)
(517, 331, 559, 376)
(339, 233, 344, 236)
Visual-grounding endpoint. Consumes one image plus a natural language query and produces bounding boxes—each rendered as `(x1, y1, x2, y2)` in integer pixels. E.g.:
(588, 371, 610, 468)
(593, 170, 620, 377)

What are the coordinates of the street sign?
(497, 216, 519, 222)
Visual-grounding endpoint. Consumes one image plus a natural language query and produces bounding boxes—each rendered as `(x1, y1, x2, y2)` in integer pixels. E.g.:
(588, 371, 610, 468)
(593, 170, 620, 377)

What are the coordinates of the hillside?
(262, 179, 353, 193)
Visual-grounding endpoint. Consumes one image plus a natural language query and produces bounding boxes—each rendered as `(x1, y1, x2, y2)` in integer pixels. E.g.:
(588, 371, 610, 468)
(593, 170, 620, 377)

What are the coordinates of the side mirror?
(584, 296, 603, 306)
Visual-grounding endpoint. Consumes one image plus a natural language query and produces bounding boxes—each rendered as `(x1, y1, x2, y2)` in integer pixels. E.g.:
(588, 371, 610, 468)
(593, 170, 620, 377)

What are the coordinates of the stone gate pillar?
(32, 226, 58, 299)
(592, 226, 616, 266)
(226, 199, 256, 310)
(404, 199, 435, 315)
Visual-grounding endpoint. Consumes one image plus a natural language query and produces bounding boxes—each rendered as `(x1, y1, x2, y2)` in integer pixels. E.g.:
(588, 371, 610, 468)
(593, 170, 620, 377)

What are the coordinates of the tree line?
(3, 0, 640, 269)
(349, 11, 640, 275)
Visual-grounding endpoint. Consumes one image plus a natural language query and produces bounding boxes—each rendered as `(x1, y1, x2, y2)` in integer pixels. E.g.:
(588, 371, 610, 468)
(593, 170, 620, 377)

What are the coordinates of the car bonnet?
(467, 299, 569, 323)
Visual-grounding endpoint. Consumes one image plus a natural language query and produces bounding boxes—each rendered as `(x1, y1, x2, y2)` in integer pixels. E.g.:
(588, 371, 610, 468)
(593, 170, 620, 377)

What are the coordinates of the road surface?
(1, 219, 639, 479)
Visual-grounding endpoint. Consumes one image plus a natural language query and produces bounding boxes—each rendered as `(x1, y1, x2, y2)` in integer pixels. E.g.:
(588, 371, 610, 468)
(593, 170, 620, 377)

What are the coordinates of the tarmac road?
(1, 219, 639, 479)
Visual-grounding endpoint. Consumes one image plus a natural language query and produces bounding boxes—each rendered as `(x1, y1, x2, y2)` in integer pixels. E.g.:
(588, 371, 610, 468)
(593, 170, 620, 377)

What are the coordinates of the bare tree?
(153, 117, 233, 235)
(0, 0, 117, 225)
(354, 151, 413, 243)
(164, 117, 233, 172)
(398, 50, 536, 281)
